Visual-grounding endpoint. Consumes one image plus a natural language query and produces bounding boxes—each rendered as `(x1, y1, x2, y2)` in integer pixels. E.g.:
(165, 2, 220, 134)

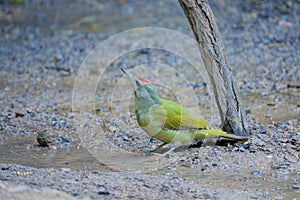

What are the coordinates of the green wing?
(156, 99, 209, 129)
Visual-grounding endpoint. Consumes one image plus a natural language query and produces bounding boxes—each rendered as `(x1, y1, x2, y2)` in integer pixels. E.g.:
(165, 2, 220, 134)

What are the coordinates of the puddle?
(160, 167, 300, 199)
(0, 133, 299, 198)
(242, 90, 300, 124)
(0, 138, 111, 172)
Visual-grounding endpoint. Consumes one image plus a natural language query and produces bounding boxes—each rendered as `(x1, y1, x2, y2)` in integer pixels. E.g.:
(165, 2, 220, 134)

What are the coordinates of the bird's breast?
(135, 110, 150, 127)
(136, 104, 166, 124)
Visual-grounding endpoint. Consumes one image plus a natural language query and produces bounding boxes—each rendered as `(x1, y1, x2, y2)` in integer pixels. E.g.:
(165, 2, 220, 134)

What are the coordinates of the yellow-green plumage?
(121, 68, 246, 145)
(160, 99, 208, 129)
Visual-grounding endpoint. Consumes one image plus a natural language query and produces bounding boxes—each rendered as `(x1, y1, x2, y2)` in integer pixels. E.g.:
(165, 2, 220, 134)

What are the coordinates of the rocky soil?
(0, 0, 299, 199)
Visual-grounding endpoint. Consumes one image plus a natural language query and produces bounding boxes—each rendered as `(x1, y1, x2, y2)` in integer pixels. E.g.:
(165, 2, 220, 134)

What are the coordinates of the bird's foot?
(149, 142, 190, 157)
(151, 147, 176, 157)
(149, 143, 168, 153)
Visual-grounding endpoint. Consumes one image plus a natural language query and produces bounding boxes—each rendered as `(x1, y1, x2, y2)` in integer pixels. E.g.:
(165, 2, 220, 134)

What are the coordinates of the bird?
(121, 67, 248, 151)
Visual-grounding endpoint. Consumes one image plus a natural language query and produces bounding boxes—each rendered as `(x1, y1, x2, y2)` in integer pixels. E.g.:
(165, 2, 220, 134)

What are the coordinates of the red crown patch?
(138, 78, 150, 83)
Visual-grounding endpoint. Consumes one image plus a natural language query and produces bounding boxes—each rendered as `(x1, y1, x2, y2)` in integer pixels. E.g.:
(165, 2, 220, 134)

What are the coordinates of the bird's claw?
(150, 146, 176, 157)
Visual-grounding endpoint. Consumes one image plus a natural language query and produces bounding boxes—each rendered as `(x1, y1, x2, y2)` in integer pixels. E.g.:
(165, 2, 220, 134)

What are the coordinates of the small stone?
(60, 168, 71, 173)
(26, 108, 35, 116)
(15, 112, 25, 117)
(251, 170, 262, 176)
(267, 102, 276, 106)
(265, 147, 274, 153)
(292, 185, 300, 190)
(53, 54, 63, 63)
(37, 133, 50, 147)
(261, 91, 268, 97)
(72, 191, 81, 196)
(4, 87, 10, 91)
(271, 163, 290, 170)
(287, 82, 300, 89)
(98, 191, 110, 195)
(49, 146, 57, 150)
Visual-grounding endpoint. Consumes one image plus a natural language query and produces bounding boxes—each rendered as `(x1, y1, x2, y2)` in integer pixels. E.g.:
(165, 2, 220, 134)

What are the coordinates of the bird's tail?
(195, 129, 249, 140)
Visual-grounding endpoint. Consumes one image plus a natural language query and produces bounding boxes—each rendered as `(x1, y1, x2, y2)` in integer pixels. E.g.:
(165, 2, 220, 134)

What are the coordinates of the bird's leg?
(150, 142, 184, 157)
(150, 142, 168, 153)
(151, 146, 176, 157)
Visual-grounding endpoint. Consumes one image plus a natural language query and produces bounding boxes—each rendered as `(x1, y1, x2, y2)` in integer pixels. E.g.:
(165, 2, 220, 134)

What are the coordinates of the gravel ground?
(0, 0, 299, 199)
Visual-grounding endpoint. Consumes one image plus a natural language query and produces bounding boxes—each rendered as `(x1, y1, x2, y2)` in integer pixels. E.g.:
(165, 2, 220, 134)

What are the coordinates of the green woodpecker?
(121, 68, 247, 147)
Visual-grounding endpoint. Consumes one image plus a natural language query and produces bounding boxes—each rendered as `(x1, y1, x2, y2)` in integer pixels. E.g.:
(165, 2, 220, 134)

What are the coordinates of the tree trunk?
(178, 0, 249, 136)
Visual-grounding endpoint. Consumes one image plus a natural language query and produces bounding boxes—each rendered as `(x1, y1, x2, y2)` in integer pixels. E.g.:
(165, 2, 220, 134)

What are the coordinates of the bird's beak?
(121, 67, 141, 90)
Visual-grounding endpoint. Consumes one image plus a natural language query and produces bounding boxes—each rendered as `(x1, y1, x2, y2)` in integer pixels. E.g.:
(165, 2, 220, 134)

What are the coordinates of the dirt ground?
(0, 0, 299, 199)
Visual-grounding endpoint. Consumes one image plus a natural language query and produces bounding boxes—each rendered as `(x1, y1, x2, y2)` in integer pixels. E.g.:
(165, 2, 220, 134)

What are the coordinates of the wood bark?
(178, 0, 249, 136)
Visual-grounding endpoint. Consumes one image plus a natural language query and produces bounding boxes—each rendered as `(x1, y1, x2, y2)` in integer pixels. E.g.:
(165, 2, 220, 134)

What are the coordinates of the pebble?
(72, 191, 81, 196)
(53, 54, 63, 63)
(292, 185, 300, 190)
(98, 191, 110, 195)
(15, 112, 25, 118)
(260, 91, 268, 97)
(49, 146, 57, 150)
(251, 170, 262, 177)
(60, 168, 71, 173)
(271, 163, 290, 170)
